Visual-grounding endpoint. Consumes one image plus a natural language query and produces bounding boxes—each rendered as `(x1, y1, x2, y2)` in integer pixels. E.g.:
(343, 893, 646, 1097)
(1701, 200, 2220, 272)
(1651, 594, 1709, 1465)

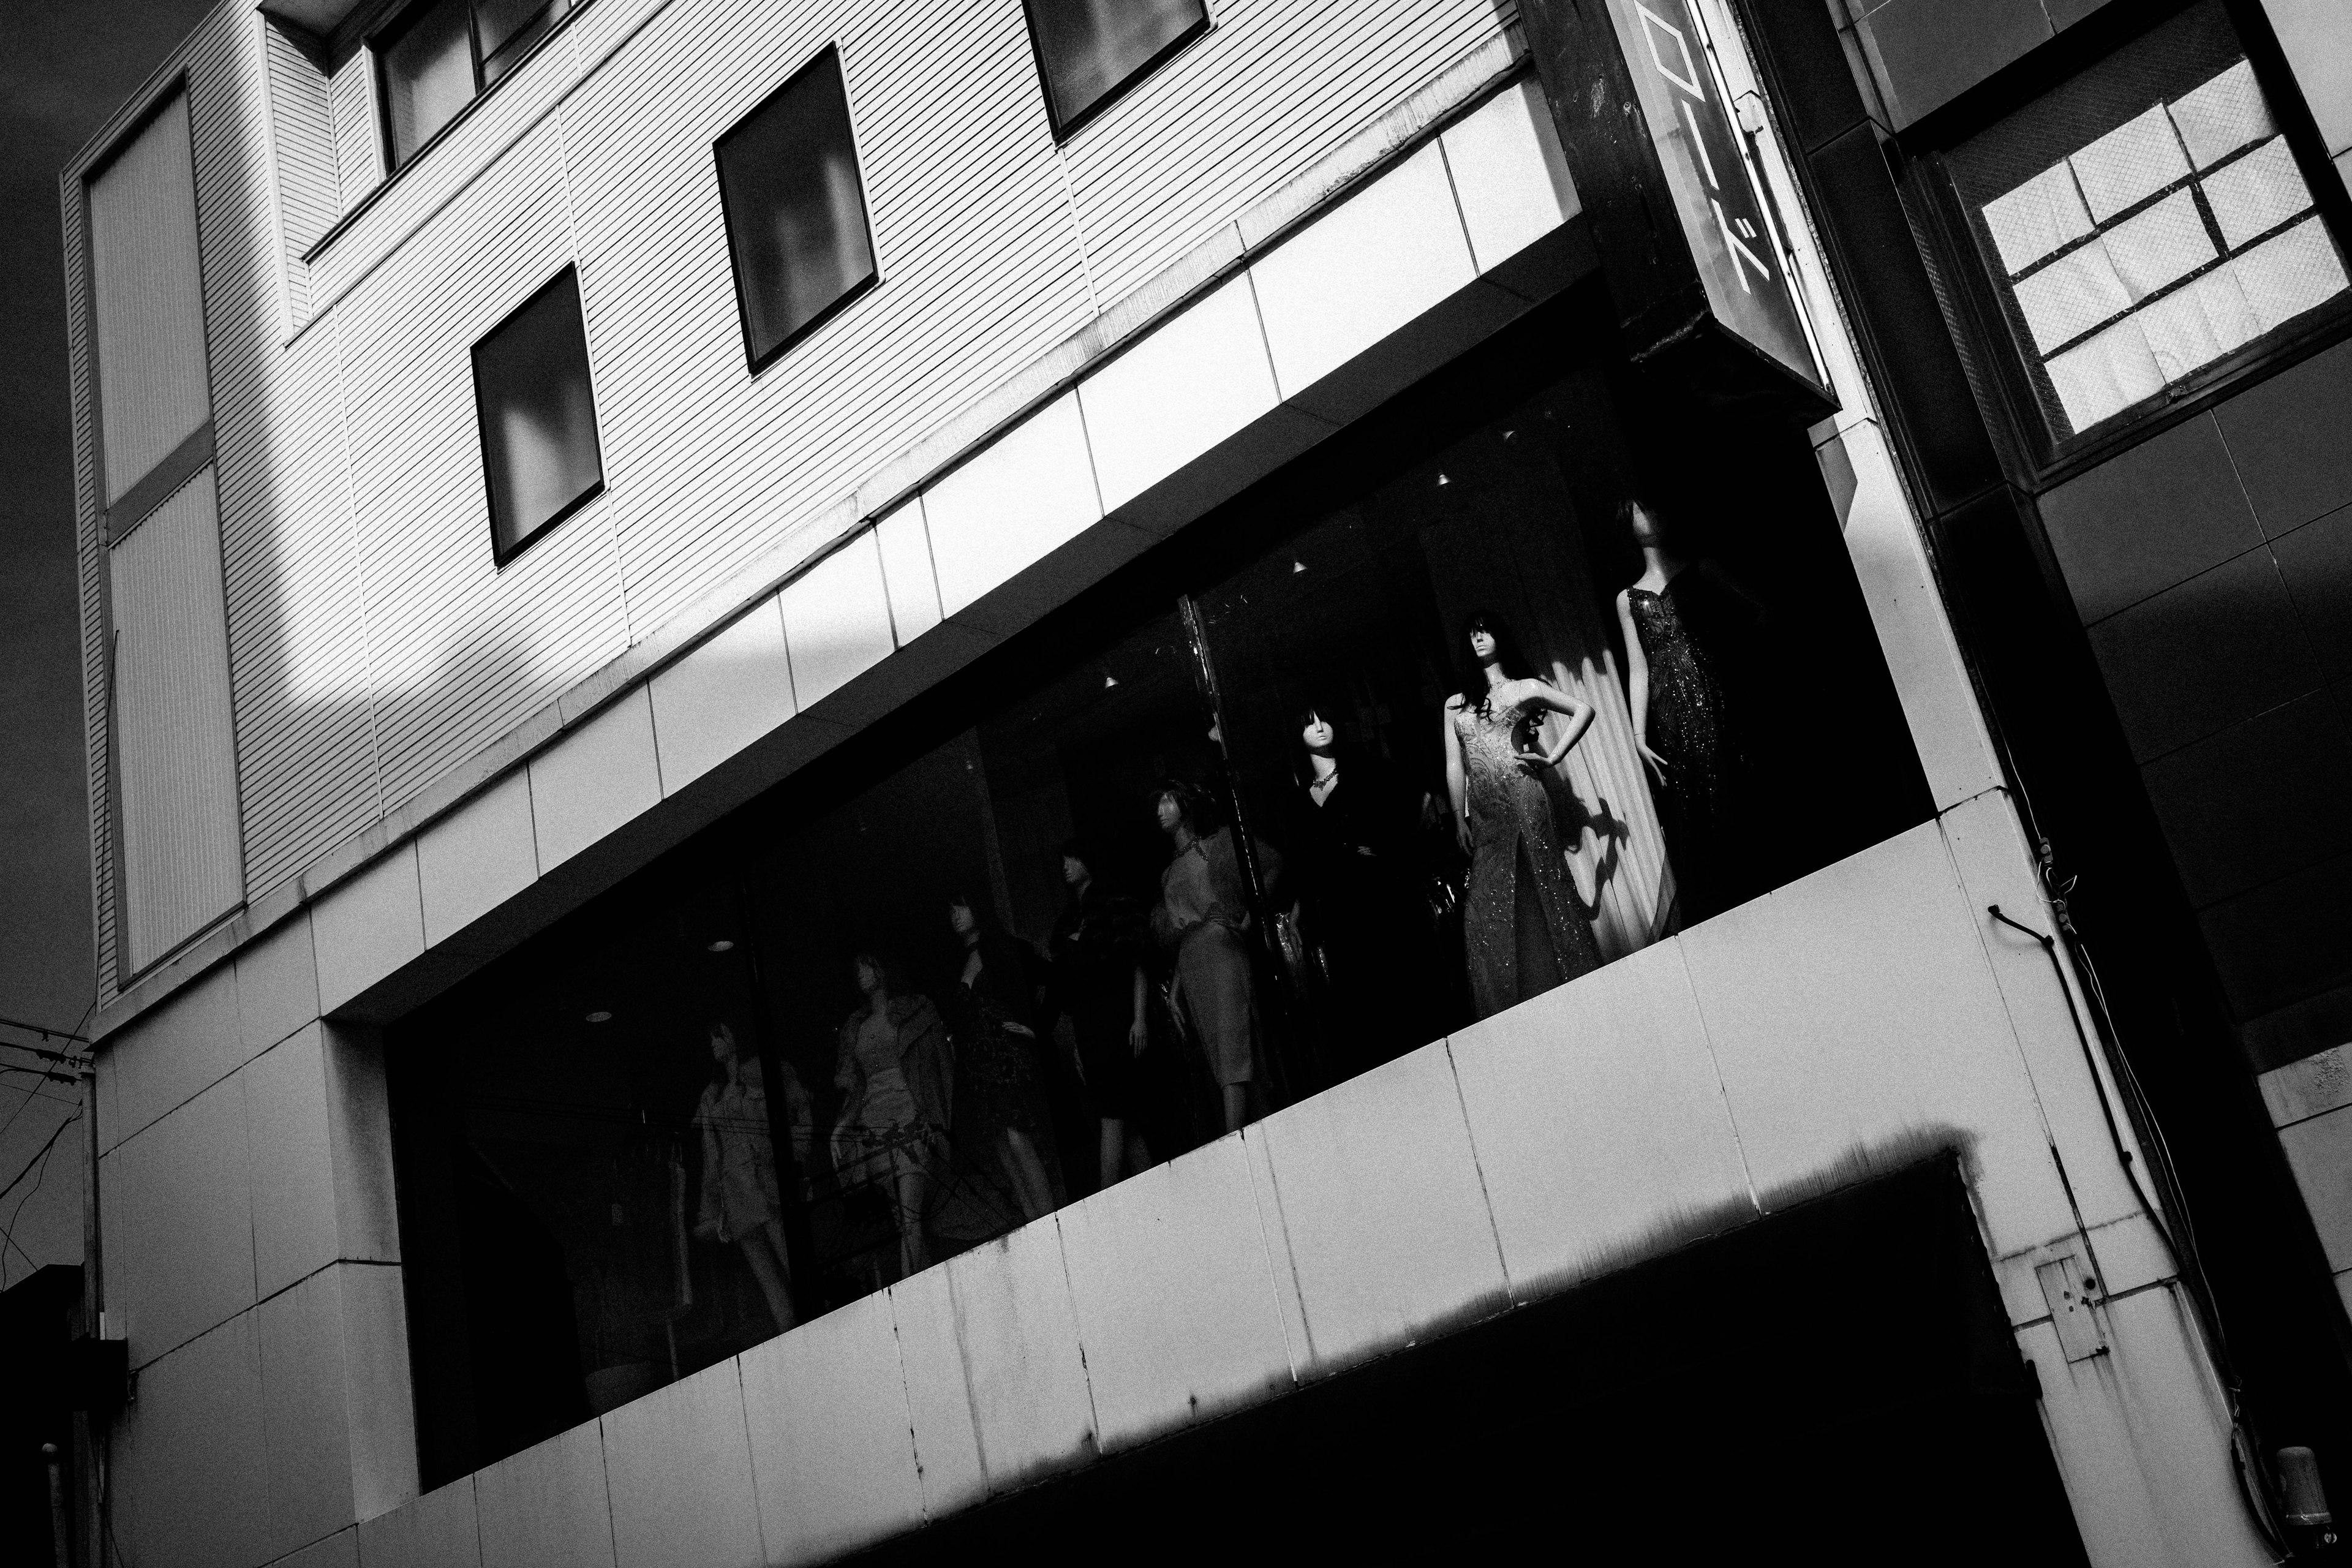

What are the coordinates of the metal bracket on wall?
(2037, 1253, 2109, 1363)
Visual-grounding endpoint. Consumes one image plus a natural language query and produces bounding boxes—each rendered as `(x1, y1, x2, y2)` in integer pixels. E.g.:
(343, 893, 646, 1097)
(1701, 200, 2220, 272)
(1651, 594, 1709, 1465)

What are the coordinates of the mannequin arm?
(1129, 965, 1148, 1058)
(1441, 694, 1469, 851)
(1616, 590, 1664, 766)
(1522, 683, 1594, 768)
(695, 1117, 725, 1239)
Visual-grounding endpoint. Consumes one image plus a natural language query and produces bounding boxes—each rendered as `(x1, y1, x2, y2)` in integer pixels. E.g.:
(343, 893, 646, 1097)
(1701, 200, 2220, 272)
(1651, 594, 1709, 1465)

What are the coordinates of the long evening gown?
(1627, 574, 1748, 922)
(1453, 686, 1600, 1019)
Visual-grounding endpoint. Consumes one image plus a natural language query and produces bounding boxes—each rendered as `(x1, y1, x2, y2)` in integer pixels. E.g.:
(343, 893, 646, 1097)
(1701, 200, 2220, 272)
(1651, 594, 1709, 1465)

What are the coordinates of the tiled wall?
(2039, 335, 2352, 1071)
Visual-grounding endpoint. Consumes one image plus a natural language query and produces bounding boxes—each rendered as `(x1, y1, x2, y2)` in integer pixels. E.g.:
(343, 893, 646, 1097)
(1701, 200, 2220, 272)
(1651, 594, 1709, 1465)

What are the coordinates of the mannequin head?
(851, 950, 889, 1000)
(708, 1020, 744, 1085)
(1297, 706, 1338, 755)
(946, 892, 987, 942)
(1616, 493, 1673, 552)
(1458, 609, 1529, 698)
(1154, 779, 1212, 840)
(1060, 838, 1097, 889)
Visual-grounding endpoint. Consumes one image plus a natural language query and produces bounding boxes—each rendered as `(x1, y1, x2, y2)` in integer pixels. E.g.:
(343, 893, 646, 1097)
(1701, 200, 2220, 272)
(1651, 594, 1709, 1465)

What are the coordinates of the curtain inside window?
(385, 0, 477, 164)
(1027, 0, 1205, 129)
(476, 271, 603, 554)
(718, 55, 875, 362)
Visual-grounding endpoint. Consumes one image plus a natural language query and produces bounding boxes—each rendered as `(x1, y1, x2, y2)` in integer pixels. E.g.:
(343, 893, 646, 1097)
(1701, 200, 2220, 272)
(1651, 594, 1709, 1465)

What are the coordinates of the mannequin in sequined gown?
(1614, 496, 1762, 925)
(1442, 611, 1603, 1019)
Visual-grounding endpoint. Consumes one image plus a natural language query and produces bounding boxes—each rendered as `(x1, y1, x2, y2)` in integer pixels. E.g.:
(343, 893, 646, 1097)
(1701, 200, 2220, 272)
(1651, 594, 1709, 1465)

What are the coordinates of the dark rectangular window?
(715, 48, 877, 371)
(377, 0, 576, 168)
(472, 267, 603, 562)
(1023, 0, 1208, 136)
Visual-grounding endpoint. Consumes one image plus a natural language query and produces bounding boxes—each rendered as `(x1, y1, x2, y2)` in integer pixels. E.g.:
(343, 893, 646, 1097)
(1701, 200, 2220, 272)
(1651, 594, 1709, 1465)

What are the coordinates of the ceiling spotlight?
(1436, 472, 1451, 486)
(1291, 559, 1308, 574)
(706, 939, 736, 953)
(584, 1009, 612, 1023)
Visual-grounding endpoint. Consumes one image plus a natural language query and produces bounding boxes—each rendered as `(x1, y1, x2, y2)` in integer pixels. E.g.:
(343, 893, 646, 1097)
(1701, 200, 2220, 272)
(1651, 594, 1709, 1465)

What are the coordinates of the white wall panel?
(89, 89, 211, 504)
(1065, 0, 1506, 305)
(110, 467, 245, 970)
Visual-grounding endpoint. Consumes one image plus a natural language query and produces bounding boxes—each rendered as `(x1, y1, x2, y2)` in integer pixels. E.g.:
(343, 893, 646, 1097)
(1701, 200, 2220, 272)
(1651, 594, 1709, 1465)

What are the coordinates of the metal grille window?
(377, 0, 575, 168)
(1947, 3, 2348, 442)
(714, 48, 877, 371)
(472, 268, 604, 562)
(1023, 0, 1208, 137)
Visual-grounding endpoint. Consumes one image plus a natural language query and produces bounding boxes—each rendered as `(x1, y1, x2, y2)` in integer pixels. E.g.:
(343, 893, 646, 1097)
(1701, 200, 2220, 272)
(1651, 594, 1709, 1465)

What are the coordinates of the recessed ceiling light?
(584, 1010, 612, 1023)
(706, 939, 735, 953)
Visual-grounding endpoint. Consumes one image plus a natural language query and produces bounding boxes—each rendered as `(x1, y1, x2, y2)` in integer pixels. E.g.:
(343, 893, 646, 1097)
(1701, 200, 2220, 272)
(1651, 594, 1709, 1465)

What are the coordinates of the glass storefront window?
(393, 290, 1932, 1485)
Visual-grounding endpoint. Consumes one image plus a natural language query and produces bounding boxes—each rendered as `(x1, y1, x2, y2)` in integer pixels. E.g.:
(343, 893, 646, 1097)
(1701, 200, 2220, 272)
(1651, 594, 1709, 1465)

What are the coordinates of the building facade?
(53, 0, 2352, 1563)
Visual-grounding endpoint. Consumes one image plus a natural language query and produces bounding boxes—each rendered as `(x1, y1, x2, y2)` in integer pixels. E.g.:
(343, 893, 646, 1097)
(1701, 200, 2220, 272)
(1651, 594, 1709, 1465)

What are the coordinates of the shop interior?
(390, 284, 1935, 1484)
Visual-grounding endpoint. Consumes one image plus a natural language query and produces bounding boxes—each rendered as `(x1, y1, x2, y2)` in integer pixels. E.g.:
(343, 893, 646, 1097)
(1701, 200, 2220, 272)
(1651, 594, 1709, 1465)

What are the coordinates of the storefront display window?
(391, 294, 1932, 1485)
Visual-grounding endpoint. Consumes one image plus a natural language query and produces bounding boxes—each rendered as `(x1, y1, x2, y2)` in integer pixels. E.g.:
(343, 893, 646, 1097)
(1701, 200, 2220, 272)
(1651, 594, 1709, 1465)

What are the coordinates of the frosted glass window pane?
(2133, 267, 2261, 381)
(383, 0, 475, 166)
(2101, 189, 2215, 300)
(473, 269, 603, 559)
(2168, 60, 2274, 169)
(1025, 0, 1207, 132)
(2012, 242, 2133, 354)
(2045, 315, 2164, 434)
(716, 51, 876, 367)
(1982, 162, 2094, 276)
(2202, 137, 2314, 251)
(2069, 105, 2192, 222)
(2230, 216, 2352, 334)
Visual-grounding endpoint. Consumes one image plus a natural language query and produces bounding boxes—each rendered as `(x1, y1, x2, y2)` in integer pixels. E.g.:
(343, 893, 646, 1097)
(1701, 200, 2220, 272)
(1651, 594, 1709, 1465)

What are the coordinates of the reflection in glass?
(472, 268, 604, 558)
(716, 51, 877, 366)
(382, 0, 475, 165)
(1024, 0, 1207, 132)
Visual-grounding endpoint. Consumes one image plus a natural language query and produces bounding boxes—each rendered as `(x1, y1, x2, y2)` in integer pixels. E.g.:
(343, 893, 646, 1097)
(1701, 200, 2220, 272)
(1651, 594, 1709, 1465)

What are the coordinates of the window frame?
(1906, 1, 2352, 484)
(371, 0, 575, 175)
(1020, 0, 1212, 142)
(711, 43, 882, 376)
(470, 264, 606, 568)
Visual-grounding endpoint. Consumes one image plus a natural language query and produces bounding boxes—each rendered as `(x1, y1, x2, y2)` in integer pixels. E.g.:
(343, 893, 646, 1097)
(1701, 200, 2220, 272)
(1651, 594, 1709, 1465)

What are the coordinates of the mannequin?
(1048, 842, 1151, 1188)
(946, 894, 1060, 1221)
(1289, 703, 1436, 1070)
(831, 952, 952, 1281)
(693, 1022, 797, 1335)
(1441, 610, 1602, 1018)
(1150, 780, 1280, 1133)
(1612, 495, 1762, 924)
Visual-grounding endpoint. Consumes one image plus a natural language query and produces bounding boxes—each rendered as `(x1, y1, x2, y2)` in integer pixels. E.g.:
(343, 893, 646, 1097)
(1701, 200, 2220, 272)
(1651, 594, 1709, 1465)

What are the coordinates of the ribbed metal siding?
(62, 164, 117, 996)
(109, 467, 244, 971)
(331, 49, 381, 212)
(89, 91, 212, 505)
(568, 0, 1093, 636)
(335, 116, 631, 811)
(1068, 0, 1506, 305)
(224, 310, 385, 895)
(266, 17, 339, 325)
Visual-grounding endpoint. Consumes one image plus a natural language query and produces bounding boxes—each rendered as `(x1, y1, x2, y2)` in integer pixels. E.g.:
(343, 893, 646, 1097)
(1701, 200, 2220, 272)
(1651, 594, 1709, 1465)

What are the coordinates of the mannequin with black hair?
(1289, 698, 1438, 1069)
(1613, 493, 1765, 924)
(1441, 609, 1602, 1017)
(1048, 841, 1152, 1187)
(695, 1020, 800, 1334)
(947, 891, 1060, 1221)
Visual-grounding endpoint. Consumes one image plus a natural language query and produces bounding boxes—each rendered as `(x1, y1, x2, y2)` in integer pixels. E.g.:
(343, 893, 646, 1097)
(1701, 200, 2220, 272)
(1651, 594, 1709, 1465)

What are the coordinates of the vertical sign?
(1604, 0, 1822, 389)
